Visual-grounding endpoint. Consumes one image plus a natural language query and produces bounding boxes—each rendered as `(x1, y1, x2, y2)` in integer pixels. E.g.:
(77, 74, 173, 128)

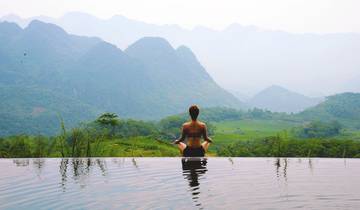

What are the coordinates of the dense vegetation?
(217, 136, 360, 158)
(0, 113, 180, 158)
(298, 92, 360, 128)
(293, 121, 342, 138)
(1, 105, 360, 158)
(0, 85, 100, 136)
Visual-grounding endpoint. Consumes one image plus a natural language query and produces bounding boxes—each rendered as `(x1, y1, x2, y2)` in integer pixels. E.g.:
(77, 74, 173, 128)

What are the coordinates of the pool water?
(0, 158, 360, 209)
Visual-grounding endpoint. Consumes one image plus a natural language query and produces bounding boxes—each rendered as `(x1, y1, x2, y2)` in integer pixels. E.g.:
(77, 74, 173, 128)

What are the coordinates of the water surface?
(0, 158, 360, 209)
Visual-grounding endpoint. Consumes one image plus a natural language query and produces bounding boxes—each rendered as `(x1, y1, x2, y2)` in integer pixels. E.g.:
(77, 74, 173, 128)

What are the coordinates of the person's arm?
(202, 124, 213, 143)
(173, 125, 186, 144)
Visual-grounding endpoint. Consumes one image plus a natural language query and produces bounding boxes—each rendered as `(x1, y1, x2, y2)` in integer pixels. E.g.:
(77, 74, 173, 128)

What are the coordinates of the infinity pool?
(0, 158, 360, 209)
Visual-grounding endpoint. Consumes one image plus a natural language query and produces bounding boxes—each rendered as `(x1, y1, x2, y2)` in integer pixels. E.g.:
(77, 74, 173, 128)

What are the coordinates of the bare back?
(181, 120, 210, 148)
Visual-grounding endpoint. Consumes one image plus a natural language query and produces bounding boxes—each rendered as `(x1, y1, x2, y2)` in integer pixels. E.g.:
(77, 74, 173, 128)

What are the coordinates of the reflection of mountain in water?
(181, 158, 208, 209)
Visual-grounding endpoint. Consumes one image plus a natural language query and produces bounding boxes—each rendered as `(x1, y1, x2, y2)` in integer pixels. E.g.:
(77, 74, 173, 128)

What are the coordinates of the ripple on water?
(1, 158, 360, 210)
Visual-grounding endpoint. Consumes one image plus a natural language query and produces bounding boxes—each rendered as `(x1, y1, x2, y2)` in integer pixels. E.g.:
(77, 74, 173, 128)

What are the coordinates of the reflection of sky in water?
(0, 158, 360, 209)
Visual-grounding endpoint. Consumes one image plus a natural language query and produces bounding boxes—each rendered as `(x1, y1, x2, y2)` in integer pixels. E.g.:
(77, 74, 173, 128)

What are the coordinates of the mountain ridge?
(3, 12, 360, 95)
(0, 20, 244, 135)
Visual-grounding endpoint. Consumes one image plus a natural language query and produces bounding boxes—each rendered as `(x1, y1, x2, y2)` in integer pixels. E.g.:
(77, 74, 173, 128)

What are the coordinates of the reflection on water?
(131, 158, 138, 168)
(228, 157, 234, 165)
(182, 158, 208, 209)
(12, 159, 29, 167)
(308, 158, 314, 174)
(33, 159, 45, 179)
(59, 158, 108, 190)
(59, 159, 68, 191)
(1, 158, 360, 210)
(275, 158, 288, 182)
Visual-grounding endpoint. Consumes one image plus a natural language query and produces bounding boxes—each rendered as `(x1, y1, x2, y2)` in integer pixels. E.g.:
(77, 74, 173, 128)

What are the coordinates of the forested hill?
(0, 20, 243, 136)
(297, 92, 360, 127)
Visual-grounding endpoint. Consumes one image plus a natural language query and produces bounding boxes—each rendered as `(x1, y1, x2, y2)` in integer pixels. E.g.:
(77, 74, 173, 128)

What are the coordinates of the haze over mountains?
(2, 12, 360, 96)
(1, 13, 360, 135)
(248, 85, 323, 113)
(0, 20, 242, 135)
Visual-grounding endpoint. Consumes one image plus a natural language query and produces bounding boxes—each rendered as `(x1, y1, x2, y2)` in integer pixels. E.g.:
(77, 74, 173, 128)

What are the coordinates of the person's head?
(189, 105, 200, 121)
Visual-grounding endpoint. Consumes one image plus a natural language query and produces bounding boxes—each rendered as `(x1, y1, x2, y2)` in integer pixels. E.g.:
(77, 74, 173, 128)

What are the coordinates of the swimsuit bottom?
(183, 146, 205, 157)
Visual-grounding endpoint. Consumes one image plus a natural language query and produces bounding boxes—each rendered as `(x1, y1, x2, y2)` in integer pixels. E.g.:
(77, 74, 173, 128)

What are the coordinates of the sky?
(0, 0, 359, 33)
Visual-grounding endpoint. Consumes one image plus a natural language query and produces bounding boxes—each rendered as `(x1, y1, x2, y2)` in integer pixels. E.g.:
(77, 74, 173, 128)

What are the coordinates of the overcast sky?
(0, 0, 359, 33)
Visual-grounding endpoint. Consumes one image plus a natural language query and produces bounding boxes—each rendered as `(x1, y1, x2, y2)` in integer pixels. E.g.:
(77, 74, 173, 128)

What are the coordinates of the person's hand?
(173, 139, 181, 144)
(205, 138, 213, 143)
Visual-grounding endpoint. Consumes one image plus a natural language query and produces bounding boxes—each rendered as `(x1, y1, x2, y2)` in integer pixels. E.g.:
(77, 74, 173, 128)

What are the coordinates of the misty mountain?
(2, 12, 360, 95)
(249, 85, 323, 113)
(229, 90, 251, 102)
(0, 20, 243, 135)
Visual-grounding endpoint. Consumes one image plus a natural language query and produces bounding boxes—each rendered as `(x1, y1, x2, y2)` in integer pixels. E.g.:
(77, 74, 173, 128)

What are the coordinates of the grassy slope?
(209, 119, 300, 150)
(97, 137, 179, 157)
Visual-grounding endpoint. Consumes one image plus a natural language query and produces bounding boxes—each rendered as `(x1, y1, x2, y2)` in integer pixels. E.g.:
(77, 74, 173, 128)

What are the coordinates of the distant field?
(210, 119, 300, 150)
(214, 119, 299, 134)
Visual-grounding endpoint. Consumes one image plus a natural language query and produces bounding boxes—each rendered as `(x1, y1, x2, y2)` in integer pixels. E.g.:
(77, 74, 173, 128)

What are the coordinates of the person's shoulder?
(182, 121, 191, 127)
(197, 121, 206, 127)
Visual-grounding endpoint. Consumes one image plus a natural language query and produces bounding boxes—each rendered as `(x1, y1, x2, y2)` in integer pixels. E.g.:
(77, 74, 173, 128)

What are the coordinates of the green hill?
(0, 21, 243, 136)
(0, 85, 100, 136)
(298, 92, 360, 128)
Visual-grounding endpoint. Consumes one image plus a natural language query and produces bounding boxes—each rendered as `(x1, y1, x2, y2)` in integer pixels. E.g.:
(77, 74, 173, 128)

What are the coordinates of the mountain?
(248, 85, 323, 113)
(124, 37, 241, 112)
(0, 85, 100, 136)
(0, 20, 243, 135)
(298, 92, 360, 124)
(229, 90, 251, 102)
(2, 12, 360, 95)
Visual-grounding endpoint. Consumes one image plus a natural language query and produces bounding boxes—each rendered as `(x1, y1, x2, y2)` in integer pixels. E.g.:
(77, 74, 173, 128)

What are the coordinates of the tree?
(296, 120, 342, 138)
(158, 116, 186, 139)
(96, 113, 120, 126)
(96, 113, 120, 137)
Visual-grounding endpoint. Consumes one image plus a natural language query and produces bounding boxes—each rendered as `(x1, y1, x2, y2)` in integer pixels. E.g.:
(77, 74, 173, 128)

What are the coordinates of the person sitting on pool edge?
(173, 105, 212, 157)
